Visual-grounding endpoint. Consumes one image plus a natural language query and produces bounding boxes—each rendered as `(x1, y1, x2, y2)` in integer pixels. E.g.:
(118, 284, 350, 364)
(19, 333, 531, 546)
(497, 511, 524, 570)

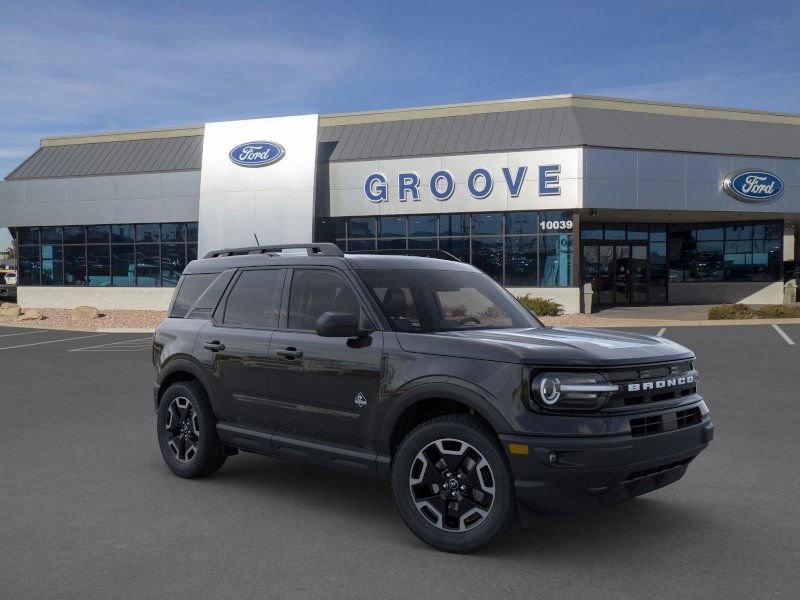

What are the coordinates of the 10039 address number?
(539, 220, 573, 232)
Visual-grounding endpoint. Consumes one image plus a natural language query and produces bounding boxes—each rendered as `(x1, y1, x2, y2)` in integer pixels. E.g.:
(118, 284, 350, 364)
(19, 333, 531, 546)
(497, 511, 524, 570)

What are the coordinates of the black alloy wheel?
(156, 381, 226, 478)
(391, 415, 515, 553)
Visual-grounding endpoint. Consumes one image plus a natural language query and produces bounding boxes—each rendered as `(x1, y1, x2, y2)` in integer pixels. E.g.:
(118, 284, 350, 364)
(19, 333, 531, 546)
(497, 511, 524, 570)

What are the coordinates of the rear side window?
(223, 269, 283, 329)
(171, 273, 217, 318)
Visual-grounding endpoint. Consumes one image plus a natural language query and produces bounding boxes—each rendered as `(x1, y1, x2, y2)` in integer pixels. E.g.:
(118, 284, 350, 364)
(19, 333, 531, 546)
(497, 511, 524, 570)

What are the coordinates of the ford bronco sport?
(153, 243, 713, 553)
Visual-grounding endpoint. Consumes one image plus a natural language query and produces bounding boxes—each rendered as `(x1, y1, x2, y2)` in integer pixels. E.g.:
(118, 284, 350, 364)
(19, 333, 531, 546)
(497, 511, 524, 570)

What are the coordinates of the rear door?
(197, 267, 285, 429)
(267, 267, 383, 451)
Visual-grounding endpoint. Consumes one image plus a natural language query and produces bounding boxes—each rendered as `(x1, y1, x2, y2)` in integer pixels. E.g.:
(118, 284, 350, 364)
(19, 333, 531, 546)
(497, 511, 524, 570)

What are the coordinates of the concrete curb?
(548, 317, 800, 328)
(0, 321, 156, 333)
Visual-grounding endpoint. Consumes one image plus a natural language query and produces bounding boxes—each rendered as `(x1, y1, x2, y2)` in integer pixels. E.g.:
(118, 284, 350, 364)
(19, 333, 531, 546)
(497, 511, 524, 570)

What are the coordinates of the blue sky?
(1, 0, 799, 249)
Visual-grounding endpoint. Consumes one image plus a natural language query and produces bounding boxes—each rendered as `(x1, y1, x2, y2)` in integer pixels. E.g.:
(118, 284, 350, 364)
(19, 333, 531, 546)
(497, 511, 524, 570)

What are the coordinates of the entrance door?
(583, 243, 649, 305)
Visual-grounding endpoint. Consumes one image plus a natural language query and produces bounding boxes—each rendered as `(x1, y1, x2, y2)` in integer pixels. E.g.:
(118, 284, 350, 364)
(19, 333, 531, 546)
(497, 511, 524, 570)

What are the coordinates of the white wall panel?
(329, 148, 583, 217)
(637, 180, 684, 210)
(585, 148, 800, 215)
(0, 171, 200, 226)
(198, 115, 319, 256)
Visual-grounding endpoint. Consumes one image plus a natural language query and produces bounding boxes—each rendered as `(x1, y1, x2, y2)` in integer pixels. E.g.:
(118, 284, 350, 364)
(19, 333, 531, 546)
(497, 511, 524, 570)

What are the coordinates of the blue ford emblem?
(723, 169, 784, 203)
(229, 141, 285, 167)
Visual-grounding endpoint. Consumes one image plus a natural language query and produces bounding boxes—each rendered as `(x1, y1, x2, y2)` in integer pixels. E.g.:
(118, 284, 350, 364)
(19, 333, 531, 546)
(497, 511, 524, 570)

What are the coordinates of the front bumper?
(500, 412, 713, 515)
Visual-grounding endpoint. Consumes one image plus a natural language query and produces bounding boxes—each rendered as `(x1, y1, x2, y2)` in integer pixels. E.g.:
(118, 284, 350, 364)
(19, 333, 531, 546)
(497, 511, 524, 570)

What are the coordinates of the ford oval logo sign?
(229, 141, 285, 167)
(723, 169, 784, 203)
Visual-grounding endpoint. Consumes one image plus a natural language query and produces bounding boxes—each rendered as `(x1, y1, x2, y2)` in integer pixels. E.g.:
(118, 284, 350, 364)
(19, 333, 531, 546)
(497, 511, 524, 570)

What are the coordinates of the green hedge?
(708, 304, 800, 320)
(516, 295, 564, 317)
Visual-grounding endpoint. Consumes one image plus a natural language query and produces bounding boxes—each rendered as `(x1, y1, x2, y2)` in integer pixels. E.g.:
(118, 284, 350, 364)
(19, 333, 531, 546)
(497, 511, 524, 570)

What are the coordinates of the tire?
(156, 381, 226, 478)
(391, 415, 515, 553)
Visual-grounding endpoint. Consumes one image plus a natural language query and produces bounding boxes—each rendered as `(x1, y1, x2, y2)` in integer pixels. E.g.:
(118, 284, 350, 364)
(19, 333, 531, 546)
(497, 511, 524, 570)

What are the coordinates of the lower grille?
(630, 407, 702, 438)
(621, 457, 694, 484)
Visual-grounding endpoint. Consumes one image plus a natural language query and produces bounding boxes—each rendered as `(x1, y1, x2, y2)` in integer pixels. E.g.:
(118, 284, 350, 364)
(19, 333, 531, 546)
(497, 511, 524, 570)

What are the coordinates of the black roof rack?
(346, 249, 462, 262)
(204, 243, 344, 259)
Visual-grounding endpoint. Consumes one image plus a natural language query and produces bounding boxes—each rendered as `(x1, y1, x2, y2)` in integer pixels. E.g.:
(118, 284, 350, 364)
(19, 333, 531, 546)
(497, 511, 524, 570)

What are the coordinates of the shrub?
(516, 295, 564, 317)
(707, 304, 757, 320)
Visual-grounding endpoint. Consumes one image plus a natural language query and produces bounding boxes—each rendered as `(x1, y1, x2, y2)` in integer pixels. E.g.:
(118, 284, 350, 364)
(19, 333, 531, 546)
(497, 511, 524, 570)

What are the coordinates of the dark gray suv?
(153, 243, 713, 552)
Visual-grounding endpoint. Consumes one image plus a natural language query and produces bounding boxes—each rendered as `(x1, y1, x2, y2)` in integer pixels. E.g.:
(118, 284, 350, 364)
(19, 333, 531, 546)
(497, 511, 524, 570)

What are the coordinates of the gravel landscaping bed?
(0, 308, 167, 330)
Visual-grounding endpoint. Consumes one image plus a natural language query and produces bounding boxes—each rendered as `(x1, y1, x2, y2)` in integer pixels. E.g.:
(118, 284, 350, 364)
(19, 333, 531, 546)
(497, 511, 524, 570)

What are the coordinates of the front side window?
(223, 269, 283, 329)
(287, 269, 370, 331)
(359, 269, 540, 333)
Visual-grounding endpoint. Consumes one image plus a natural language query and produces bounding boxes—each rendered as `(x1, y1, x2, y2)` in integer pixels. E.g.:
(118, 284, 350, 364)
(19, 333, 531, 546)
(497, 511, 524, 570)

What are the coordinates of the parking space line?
(0, 330, 49, 339)
(656, 327, 666, 337)
(771, 324, 795, 346)
(0, 334, 106, 351)
(68, 336, 152, 352)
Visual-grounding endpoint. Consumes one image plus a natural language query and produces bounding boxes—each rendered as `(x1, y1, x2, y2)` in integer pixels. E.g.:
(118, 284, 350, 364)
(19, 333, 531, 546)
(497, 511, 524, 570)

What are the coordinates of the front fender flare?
(377, 377, 513, 456)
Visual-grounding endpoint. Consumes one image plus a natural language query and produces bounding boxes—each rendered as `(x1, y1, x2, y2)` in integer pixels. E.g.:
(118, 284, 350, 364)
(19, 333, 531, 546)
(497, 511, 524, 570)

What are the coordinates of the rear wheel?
(156, 381, 226, 478)
(391, 415, 515, 553)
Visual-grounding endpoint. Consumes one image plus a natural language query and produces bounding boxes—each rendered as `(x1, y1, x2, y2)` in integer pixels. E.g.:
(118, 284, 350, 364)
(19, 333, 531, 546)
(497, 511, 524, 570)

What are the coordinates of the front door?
(267, 267, 383, 451)
(583, 243, 649, 305)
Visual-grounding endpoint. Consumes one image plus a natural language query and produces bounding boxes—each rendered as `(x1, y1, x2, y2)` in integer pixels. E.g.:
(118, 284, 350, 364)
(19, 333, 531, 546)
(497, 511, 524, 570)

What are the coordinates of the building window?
(317, 211, 575, 288)
(667, 221, 782, 283)
(13, 222, 198, 287)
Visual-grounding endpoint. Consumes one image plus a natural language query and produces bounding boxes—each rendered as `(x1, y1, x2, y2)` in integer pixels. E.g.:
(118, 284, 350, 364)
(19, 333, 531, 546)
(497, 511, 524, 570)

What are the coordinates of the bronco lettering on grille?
(627, 374, 695, 393)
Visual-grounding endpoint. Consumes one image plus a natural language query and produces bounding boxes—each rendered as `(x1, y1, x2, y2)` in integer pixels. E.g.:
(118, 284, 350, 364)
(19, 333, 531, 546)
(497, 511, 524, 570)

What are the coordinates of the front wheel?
(156, 381, 226, 478)
(391, 415, 516, 553)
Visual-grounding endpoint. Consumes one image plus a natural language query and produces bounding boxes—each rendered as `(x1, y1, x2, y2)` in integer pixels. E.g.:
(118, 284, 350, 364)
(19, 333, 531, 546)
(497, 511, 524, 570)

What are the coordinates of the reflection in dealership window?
(540, 235, 572, 286)
(87, 245, 111, 286)
(14, 223, 198, 287)
(64, 246, 87, 285)
(327, 211, 576, 288)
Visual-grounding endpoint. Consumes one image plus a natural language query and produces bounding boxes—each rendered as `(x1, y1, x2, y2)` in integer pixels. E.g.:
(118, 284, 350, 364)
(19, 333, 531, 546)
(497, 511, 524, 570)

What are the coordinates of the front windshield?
(358, 268, 541, 333)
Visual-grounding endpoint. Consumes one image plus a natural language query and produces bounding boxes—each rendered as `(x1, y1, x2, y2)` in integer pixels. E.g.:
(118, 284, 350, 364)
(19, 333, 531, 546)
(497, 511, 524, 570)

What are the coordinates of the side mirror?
(315, 311, 370, 338)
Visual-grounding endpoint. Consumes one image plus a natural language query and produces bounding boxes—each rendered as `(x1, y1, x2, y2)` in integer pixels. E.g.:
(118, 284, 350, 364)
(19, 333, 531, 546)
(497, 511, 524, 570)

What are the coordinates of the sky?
(1, 0, 799, 250)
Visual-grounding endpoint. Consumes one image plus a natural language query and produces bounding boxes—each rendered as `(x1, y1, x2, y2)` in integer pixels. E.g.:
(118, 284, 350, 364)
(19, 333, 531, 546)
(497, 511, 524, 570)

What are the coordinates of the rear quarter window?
(170, 273, 218, 318)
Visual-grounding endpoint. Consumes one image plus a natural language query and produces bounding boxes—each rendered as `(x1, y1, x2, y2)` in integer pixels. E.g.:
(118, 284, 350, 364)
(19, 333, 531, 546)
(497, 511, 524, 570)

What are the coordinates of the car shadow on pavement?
(189, 453, 714, 558)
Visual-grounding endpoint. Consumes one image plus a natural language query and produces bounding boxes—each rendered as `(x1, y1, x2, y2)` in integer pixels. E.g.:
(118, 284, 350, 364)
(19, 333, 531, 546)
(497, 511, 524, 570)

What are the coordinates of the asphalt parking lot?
(1, 323, 799, 599)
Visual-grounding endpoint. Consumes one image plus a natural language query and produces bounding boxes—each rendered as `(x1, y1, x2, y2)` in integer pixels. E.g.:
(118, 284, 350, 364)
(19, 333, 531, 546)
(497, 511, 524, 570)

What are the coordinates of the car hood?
(396, 327, 693, 367)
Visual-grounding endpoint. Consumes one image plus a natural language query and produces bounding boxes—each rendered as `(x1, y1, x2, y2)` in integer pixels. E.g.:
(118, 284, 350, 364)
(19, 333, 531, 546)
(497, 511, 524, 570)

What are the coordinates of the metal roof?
(8, 94, 800, 180)
(320, 106, 800, 161)
(319, 107, 582, 161)
(6, 135, 203, 180)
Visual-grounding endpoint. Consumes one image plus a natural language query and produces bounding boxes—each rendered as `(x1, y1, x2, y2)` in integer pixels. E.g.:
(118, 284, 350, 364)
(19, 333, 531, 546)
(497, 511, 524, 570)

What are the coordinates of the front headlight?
(531, 372, 618, 411)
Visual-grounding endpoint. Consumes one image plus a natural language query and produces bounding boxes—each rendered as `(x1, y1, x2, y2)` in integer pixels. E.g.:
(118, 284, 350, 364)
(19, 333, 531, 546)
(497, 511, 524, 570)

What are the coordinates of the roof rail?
(203, 243, 344, 259)
(347, 248, 462, 262)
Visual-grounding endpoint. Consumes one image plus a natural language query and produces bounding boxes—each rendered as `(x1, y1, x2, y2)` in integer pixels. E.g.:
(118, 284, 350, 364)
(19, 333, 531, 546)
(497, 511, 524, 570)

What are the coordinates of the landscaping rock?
(72, 305, 101, 320)
(0, 305, 22, 317)
(16, 309, 43, 321)
(0, 302, 18, 309)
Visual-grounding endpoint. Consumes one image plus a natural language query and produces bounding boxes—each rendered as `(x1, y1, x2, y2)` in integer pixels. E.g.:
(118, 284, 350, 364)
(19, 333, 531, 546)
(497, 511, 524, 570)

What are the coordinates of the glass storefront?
(318, 211, 574, 287)
(582, 220, 783, 305)
(15, 223, 198, 287)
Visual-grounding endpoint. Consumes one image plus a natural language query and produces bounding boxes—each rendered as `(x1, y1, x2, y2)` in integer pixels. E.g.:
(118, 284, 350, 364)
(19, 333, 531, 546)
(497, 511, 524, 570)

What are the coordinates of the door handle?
(203, 340, 225, 352)
(276, 347, 303, 360)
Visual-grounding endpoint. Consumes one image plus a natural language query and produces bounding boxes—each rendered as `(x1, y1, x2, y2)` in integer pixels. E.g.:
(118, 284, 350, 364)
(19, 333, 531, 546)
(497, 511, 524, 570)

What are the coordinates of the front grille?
(603, 361, 698, 409)
(630, 407, 703, 438)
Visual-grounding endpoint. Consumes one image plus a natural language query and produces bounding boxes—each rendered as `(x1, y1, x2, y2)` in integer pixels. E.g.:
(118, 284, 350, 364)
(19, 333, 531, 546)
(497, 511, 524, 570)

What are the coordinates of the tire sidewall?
(391, 417, 515, 552)
(156, 382, 222, 478)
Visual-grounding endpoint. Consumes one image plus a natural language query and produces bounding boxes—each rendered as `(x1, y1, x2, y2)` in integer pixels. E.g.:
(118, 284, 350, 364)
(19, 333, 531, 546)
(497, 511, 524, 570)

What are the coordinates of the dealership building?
(1, 94, 798, 313)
